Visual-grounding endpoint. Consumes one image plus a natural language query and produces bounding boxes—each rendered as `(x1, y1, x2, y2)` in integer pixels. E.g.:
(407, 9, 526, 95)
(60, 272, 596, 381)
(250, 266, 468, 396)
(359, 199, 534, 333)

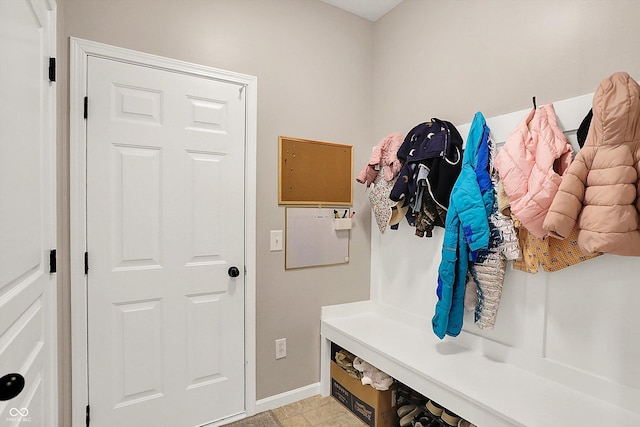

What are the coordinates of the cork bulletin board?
(279, 136, 353, 205)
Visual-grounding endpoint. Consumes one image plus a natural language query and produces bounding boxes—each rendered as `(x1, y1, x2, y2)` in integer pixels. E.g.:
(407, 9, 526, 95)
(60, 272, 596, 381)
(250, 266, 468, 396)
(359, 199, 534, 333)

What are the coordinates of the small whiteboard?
(285, 207, 350, 269)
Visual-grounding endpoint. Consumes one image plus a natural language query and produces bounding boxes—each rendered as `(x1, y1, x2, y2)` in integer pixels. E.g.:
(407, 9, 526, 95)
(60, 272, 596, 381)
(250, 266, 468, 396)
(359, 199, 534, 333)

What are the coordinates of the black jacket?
(390, 118, 463, 232)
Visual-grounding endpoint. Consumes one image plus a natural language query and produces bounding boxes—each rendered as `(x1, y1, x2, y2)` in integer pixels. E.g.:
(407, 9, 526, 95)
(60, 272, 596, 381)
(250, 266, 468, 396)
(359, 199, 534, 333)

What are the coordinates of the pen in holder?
(334, 218, 352, 230)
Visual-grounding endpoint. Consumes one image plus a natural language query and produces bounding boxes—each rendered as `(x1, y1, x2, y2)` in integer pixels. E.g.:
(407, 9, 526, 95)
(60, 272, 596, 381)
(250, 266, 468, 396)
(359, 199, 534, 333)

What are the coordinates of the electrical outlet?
(275, 338, 286, 359)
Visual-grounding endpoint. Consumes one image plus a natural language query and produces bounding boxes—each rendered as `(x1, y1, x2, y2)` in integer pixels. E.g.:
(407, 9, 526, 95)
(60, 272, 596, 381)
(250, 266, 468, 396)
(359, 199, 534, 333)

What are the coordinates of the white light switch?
(270, 230, 283, 251)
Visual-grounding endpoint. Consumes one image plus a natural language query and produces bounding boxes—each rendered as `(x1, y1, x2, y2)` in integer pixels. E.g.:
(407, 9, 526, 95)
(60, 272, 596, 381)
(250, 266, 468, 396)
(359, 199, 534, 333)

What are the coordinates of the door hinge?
(84, 252, 89, 275)
(83, 97, 88, 119)
(49, 57, 56, 82)
(86, 404, 90, 427)
(49, 249, 57, 273)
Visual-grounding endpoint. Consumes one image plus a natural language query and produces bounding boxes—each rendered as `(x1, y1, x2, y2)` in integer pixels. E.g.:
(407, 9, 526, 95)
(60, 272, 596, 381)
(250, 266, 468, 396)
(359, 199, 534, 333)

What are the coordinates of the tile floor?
(272, 395, 366, 427)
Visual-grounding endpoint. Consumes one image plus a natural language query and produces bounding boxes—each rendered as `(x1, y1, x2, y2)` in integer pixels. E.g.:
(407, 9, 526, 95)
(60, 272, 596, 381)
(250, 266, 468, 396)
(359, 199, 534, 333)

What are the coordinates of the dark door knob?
(0, 373, 25, 401)
(228, 266, 240, 277)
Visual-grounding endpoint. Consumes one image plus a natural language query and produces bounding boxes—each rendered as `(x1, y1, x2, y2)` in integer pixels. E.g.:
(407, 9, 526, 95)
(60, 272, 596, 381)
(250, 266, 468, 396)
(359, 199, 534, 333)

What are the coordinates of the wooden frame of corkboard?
(278, 136, 353, 205)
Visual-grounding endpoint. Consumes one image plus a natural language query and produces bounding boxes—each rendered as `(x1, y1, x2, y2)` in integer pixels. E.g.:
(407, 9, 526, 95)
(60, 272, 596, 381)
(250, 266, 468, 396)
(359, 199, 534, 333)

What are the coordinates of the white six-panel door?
(0, 0, 57, 426)
(85, 55, 246, 426)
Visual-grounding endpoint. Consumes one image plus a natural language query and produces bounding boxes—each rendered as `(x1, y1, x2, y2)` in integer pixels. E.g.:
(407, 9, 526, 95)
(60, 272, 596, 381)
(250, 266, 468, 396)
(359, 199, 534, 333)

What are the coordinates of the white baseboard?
(212, 412, 247, 426)
(254, 382, 322, 414)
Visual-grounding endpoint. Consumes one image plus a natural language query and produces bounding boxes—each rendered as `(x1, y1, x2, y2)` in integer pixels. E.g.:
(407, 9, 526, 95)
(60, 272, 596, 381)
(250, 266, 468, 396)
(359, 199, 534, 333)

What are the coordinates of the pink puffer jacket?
(494, 103, 573, 238)
(356, 132, 404, 187)
(544, 72, 640, 255)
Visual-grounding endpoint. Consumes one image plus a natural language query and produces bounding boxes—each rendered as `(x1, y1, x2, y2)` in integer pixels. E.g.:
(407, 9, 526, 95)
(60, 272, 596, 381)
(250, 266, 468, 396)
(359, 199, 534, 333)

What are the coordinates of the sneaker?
(440, 409, 461, 427)
(397, 404, 417, 418)
(415, 415, 442, 427)
(425, 400, 444, 418)
(398, 406, 422, 427)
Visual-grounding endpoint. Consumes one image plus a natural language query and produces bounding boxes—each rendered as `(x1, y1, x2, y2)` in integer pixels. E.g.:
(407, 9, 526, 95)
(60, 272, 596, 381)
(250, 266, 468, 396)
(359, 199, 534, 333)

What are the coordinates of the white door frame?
(69, 37, 257, 427)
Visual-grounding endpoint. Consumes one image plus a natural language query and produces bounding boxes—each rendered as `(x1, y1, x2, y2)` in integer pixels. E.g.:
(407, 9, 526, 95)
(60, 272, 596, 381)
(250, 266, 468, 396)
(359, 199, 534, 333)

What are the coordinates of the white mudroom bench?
(320, 300, 640, 427)
(320, 92, 640, 427)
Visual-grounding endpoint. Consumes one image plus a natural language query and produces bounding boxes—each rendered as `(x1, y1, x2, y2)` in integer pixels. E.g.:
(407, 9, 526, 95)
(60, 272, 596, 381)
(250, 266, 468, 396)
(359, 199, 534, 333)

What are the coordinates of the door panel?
(86, 56, 246, 427)
(0, 0, 56, 426)
(113, 145, 161, 269)
(113, 299, 163, 407)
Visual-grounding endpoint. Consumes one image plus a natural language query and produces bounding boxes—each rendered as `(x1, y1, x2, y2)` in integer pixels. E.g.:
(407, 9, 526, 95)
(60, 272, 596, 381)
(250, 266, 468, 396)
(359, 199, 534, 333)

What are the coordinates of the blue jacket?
(432, 112, 493, 339)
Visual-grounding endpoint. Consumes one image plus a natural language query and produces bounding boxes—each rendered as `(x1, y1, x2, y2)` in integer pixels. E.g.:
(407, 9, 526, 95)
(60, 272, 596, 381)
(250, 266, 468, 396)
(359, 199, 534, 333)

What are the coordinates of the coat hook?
(532, 96, 537, 109)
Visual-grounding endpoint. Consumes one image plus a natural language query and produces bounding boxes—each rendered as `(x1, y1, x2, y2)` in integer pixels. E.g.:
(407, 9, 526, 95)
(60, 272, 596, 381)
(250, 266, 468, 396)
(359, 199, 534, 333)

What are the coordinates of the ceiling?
(320, 0, 405, 21)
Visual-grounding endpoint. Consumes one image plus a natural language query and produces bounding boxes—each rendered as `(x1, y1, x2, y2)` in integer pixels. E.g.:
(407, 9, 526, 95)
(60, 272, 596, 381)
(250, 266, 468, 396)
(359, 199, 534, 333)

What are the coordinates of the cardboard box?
(330, 361, 398, 427)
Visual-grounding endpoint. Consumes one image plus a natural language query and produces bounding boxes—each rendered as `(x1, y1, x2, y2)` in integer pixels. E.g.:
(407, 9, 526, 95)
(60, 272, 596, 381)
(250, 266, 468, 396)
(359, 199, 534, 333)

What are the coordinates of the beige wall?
(57, 0, 373, 423)
(373, 0, 640, 139)
(57, 0, 640, 424)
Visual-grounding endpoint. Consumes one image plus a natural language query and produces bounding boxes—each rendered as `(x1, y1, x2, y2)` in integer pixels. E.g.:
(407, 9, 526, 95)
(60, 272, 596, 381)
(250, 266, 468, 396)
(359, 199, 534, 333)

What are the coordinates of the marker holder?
(334, 218, 352, 230)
